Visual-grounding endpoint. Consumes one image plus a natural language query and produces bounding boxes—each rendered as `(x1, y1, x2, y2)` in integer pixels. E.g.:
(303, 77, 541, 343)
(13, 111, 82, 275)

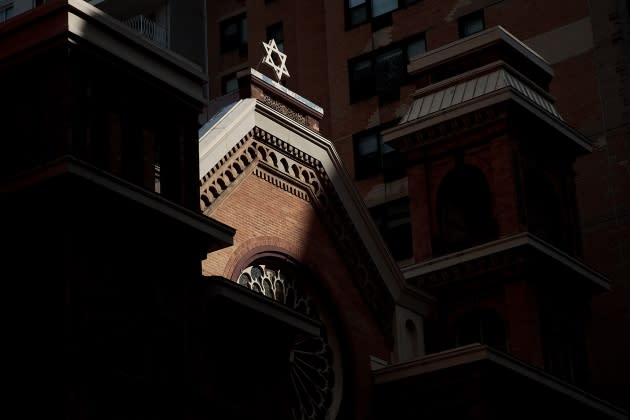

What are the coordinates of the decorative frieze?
(260, 94, 308, 126)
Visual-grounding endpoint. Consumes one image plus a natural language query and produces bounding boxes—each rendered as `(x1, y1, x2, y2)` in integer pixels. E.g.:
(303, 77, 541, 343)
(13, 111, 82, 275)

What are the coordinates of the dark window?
(220, 13, 247, 54)
(345, 0, 420, 29)
(372, 0, 398, 17)
(266, 22, 284, 52)
(369, 197, 413, 261)
(349, 58, 375, 102)
(435, 164, 497, 254)
(353, 122, 404, 181)
(458, 10, 485, 38)
(348, 0, 369, 26)
(0, 4, 13, 23)
(525, 171, 568, 251)
(406, 35, 427, 62)
(454, 310, 507, 351)
(355, 132, 380, 179)
(539, 296, 588, 386)
(221, 72, 240, 95)
(374, 48, 404, 100)
(348, 34, 425, 103)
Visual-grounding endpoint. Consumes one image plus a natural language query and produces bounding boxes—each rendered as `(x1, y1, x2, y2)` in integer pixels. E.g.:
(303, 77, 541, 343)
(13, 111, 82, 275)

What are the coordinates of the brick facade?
(202, 173, 390, 419)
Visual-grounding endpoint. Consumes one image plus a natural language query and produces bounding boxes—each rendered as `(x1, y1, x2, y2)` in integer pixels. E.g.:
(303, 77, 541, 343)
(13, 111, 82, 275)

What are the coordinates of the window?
(458, 10, 485, 38)
(348, 0, 369, 27)
(0, 3, 13, 23)
(221, 72, 240, 95)
(349, 57, 375, 102)
(235, 258, 341, 419)
(348, 34, 425, 103)
(454, 310, 507, 351)
(355, 132, 379, 178)
(346, 0, 419, 29)
(406, 36, 427, 62)
(525, 170, 568, 251)
(435, 164, 497, 255)
(369, 197, 413, 262)
(220, 13, 247, 54)
(353, 121, 404, 181)
(266, 22, 284, 52)
(539, 297, 587, 385)
(374, 48, 404, 101)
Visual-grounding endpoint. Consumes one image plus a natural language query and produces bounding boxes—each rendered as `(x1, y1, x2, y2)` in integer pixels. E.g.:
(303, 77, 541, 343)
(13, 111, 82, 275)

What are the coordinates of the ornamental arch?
(230, 250, 347, 420)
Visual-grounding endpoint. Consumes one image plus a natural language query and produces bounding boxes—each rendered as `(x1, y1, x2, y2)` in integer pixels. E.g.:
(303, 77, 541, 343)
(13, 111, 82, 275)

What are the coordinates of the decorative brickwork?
(200, 126, 395, 339)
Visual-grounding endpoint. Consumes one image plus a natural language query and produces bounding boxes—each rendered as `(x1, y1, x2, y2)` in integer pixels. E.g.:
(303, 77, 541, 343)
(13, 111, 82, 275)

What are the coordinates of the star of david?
(262, 38, 290, 82)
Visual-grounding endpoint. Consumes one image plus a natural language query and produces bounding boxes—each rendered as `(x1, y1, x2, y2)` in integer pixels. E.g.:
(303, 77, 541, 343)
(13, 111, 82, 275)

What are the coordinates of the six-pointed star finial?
(262, 39, 290, 82)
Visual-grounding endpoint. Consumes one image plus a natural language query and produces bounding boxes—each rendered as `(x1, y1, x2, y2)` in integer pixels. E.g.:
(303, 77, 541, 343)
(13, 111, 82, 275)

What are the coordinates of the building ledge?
(1, 156, 235, 249)
(203, 276, 321, 336)
(408, 25, 553, 81)
(402, 233, 609, 292)
(374, 344, 628, 420)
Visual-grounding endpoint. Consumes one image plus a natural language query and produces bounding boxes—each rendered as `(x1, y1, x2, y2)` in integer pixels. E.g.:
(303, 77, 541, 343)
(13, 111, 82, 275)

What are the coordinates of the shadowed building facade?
(208, 0, 630, 413)
(1, 1, 628, 419)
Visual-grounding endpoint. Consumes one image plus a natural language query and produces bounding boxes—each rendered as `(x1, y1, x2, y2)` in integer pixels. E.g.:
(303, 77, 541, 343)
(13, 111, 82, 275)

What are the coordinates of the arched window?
(435, 164, 497, 254)
(404, 319, 420, 358)
(235, 258, 342, 420)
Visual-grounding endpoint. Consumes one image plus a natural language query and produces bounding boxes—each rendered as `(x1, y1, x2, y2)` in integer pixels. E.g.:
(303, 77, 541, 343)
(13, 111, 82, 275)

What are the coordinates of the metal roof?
(401, 67, 562, 125)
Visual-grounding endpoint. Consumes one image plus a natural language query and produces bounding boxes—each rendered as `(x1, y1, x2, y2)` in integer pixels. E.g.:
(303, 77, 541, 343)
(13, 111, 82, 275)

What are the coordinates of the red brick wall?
(202, 173, 390, 419)
(407, 134, 523, 260)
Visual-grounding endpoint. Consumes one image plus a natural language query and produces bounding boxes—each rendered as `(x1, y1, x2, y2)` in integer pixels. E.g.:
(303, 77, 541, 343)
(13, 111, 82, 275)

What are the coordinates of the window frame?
(220, 72, 239, 95)
(352, 119, 404, 181)
(348, 32, 426, 103)
(368, 196, 413, 262)
(458, 9, 485, 38)
(345, 0, 420, 30)
(266, 21, 285, 52)
(220, 12, 248, 54)
(0, 2, 13, 23)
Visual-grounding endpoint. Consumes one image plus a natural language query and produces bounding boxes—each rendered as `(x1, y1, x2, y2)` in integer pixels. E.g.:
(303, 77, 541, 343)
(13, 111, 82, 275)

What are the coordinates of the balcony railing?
(125, 14, 168, 49)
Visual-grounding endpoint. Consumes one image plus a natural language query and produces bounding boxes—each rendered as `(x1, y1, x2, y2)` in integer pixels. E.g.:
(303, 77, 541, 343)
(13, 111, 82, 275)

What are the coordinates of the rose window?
(237, 263, 340, 420)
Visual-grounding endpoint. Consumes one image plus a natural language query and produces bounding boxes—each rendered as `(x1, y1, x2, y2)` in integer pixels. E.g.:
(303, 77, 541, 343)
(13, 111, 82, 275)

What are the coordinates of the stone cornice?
(402, 233, 609, 293)
(407, 26, 553, 79)
(373, 344, 628, 419)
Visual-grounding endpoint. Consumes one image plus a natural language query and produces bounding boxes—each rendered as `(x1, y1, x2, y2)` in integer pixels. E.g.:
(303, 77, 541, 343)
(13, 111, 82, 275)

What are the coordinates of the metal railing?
(125, 14, 168, 49)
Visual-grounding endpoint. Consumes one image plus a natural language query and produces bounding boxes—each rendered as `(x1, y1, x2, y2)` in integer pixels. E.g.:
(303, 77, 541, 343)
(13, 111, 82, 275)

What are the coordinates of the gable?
(200, 100, 402, 336)
(202, 173, 389, 355)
